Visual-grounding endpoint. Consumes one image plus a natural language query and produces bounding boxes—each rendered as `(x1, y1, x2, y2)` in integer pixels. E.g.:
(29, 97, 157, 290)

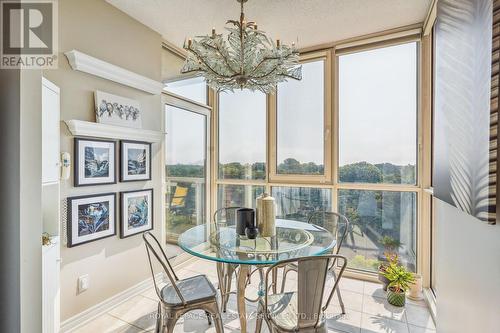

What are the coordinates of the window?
(272, 186, 332, 222)
(211, 39, 422, 279)
(276, 59, 327, 175)
(338, 42, 418, 184)
(217, 184, 265, 208)
(338, 189, 417, 272)
(218, 90, 267, 180)
(165, 102, 209, 243)
(164, 77, 207, 105)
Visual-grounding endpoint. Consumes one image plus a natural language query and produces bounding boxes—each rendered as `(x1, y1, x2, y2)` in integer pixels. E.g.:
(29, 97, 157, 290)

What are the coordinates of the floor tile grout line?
(105, 311, 147, 332)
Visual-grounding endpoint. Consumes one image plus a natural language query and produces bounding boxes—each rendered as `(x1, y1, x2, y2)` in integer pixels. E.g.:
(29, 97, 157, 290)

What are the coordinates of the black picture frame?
(120, 140, 152, 182)
(67, 193, 117, 247)
(120, 188, 154, 238)
(74, 137, 117, 187)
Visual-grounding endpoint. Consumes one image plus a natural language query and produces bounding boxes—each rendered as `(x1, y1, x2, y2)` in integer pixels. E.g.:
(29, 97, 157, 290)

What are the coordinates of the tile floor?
(72, 258, 436, 333)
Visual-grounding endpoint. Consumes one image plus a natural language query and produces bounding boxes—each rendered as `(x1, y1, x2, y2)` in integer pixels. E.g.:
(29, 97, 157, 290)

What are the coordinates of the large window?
(272, 187, 332, 222)
(217, 185, 265, 209)
(218, 90, 267, 180)
(276, 59, 327, 176)
(165, 102, 209, 244)
(338, 190, 417, 272)
(164, 77, 207, 105)
(338, 42, 417, 184)
(212, 40, 421, 277)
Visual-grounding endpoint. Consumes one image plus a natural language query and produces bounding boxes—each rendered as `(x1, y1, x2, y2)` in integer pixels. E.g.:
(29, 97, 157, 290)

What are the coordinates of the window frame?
(163, 76, 210, 107)
(269, 50, 333, 184)
(209, 31, 429, 282)
(162, 92, 212, 264)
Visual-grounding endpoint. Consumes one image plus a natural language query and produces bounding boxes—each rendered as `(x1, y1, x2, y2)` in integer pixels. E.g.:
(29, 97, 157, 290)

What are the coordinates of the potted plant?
(382, 263, 415, 307)
(378, 252, 398, 291)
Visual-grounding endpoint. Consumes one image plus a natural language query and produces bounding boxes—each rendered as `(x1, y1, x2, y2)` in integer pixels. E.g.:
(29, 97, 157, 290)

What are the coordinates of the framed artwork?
(94, 90, 142, 129)
(120, 189, 153, 238)
(74, 138, 116, 186)
(67, 193, 117, 247)
(120, 140, 152, 182)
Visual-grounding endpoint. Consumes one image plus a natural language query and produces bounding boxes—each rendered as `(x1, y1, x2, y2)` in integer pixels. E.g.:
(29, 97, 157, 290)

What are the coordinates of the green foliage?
(277, 158, 324, 175)
(383, 263, 415, 293)
(167, 160, 415, 184)
(167, 164, 204, 178)
(379, 252, 399, 272)
(379, 236, 402, 251)
(350, 255, 380, 271)
(339, 162, 383, 183)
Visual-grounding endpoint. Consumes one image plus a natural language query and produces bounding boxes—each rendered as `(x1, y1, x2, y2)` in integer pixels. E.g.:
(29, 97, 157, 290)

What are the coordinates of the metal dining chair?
(256, 254, 348, 333)
(143, 232, 224, 333)
(281, 211, 350, 314)
(213, 206, 241, 312)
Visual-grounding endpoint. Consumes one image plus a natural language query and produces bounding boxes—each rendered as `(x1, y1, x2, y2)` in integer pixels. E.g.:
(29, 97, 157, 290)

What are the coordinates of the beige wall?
(161, 46, 185, 81)
(43, 0, 162, 321)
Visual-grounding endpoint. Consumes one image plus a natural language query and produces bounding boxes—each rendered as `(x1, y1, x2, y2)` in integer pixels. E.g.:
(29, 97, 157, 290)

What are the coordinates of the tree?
(339, 162, 383, 183)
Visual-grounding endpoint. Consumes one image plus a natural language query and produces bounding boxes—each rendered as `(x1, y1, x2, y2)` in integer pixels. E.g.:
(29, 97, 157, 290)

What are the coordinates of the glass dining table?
(178, 219, 336, 332)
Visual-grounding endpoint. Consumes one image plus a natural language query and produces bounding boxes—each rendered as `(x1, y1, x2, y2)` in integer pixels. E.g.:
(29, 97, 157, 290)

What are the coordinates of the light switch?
(78, 274, 89, 293)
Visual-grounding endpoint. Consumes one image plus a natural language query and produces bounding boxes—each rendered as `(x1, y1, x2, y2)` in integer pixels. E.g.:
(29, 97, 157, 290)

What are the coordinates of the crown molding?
(65, 50, 163, 95)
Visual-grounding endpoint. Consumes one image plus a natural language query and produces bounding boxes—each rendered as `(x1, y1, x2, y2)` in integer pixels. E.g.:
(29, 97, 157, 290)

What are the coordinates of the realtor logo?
(1, 0, 58, 68)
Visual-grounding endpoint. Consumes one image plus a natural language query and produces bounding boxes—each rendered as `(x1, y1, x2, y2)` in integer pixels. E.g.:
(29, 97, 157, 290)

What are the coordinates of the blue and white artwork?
(84, 147, 110, 178)
(78, 201, 110, 236)
(75, 138, 116, 186)
(127, 148, 147, 175)
(120, 141, 151, 182)
(68, 193, 116, 247)
(120, 189, 153, 238)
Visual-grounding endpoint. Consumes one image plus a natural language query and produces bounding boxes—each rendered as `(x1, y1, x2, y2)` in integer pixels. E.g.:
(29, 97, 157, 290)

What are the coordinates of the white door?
(42, 78, 60, 184)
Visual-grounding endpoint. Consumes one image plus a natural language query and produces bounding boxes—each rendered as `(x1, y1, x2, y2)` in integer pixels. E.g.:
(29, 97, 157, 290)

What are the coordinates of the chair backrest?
(143, 232, 186, 304)
(264, 254, 348, 330)
(308, 211, 349, 254)
(212, 206, 241, 233)
(170, 185, 188, 208)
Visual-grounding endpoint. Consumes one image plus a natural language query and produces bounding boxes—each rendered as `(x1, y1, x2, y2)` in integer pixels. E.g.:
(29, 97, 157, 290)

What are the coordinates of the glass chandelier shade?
(181, 0, 302, 93)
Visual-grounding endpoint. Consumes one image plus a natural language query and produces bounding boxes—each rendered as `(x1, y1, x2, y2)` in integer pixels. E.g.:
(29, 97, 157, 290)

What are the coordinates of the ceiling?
(107, 0, 432, 49)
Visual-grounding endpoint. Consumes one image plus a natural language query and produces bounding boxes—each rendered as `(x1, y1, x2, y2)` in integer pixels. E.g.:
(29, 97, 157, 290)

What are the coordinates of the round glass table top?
(177, 219, 336, 265)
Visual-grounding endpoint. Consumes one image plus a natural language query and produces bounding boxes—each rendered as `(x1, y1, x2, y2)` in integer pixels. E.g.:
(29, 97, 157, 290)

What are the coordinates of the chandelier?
(181, 0, 302, 93)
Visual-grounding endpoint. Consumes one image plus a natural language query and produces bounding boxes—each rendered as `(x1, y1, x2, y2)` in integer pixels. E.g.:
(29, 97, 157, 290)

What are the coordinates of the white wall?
(43, 0, 163, 321)
(20, 69, 43, 333)
(435, 199, 500, 332)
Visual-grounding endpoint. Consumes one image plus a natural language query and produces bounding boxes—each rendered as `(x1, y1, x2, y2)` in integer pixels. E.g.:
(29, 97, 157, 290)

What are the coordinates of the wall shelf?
(64, 50, 163, 95)
(65, 120, 162, 143)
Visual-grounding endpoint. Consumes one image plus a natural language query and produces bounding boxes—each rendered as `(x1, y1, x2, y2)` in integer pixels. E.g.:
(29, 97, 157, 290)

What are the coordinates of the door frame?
(162, 92, 212, 265)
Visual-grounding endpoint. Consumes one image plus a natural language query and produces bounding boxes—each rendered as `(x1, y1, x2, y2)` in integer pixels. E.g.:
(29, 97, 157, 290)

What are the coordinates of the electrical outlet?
(78, 274, 89, 293)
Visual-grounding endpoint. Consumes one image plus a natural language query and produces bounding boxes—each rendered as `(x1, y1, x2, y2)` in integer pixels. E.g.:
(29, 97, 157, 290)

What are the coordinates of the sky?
(165, 42, 417, 167)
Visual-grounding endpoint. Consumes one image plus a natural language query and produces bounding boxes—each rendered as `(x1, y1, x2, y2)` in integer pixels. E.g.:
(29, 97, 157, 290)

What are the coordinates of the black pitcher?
(236, 208, 255, 236)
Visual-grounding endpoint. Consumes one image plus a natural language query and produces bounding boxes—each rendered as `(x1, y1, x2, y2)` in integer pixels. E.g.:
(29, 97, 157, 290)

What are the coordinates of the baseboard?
(59, 272, 165, 333)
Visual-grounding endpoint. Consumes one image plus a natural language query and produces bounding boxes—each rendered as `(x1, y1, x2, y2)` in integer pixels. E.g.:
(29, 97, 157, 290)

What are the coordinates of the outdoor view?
(165, 42, 418, 272)
(165, 105, 206, 241)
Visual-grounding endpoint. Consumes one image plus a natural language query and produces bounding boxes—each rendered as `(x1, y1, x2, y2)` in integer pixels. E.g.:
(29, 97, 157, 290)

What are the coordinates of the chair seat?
(161, 274, 217, 306)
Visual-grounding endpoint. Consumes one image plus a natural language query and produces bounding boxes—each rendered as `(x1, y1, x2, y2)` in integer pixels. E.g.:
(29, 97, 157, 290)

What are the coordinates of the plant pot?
(387, 287, 406, 307)
(378, 266, 390, 291)
(408, 274, 423, 300)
